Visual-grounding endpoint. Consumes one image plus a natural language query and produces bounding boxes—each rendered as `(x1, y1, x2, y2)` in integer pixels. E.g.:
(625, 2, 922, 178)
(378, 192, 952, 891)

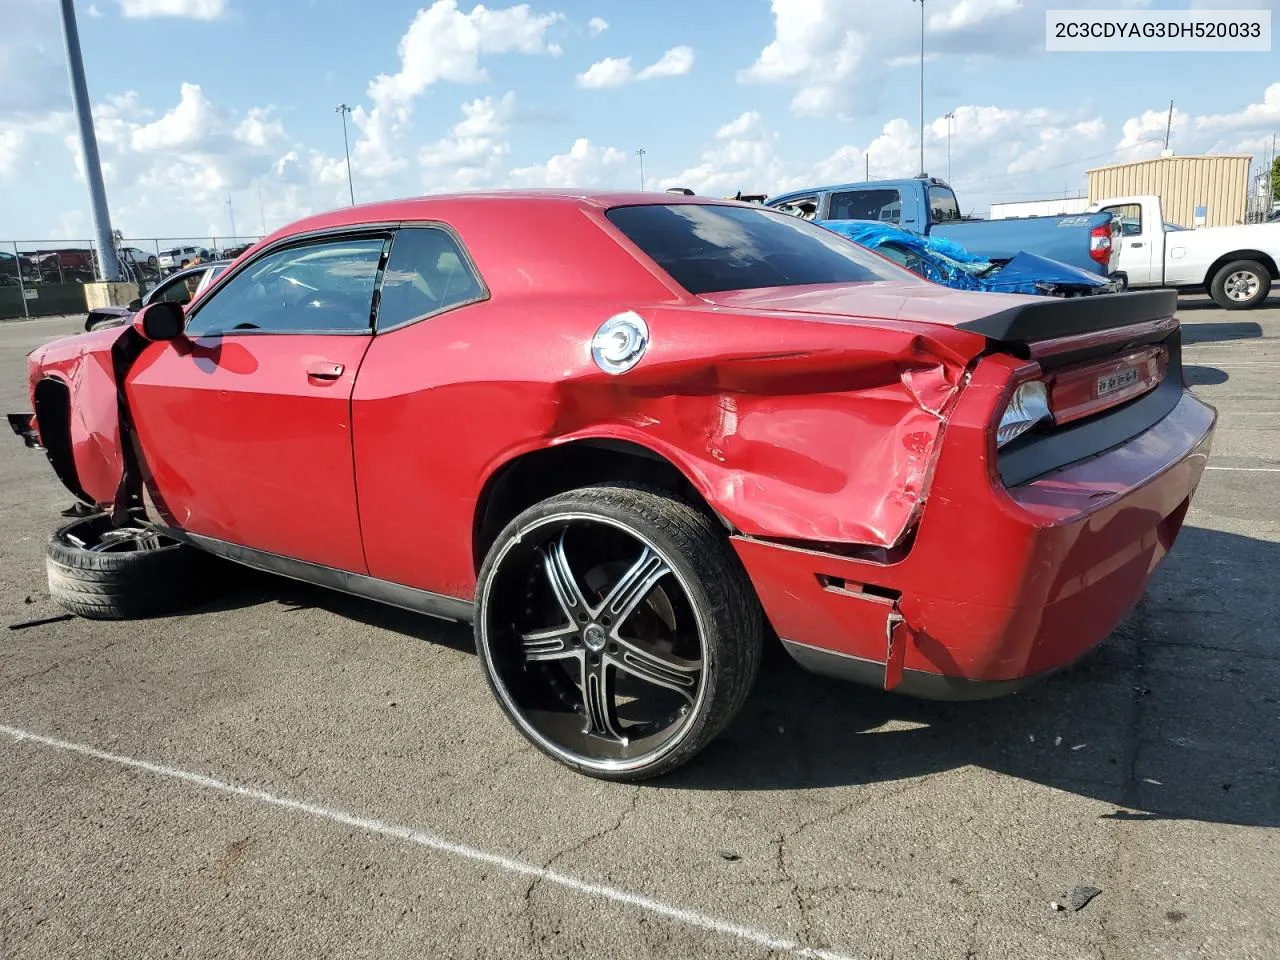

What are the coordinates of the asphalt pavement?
(0, 296, 1277, 960)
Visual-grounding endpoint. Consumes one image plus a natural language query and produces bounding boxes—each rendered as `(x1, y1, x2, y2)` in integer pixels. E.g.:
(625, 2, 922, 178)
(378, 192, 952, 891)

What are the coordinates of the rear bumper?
(733, 387, 1215, 695)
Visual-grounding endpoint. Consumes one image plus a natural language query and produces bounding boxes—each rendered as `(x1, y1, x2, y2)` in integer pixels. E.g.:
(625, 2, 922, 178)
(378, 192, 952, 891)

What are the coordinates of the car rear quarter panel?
(352, 293, 987, 600)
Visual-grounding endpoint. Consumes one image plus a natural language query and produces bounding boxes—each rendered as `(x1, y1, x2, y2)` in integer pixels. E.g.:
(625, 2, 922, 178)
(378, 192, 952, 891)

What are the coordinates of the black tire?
(46, 514, 222, 620)
(475, 485, 764, 781)
(1210, 259, 1271, 310)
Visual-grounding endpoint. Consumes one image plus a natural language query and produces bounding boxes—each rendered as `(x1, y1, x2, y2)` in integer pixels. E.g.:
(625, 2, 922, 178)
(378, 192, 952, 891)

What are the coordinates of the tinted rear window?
(607, 204, 906, 295)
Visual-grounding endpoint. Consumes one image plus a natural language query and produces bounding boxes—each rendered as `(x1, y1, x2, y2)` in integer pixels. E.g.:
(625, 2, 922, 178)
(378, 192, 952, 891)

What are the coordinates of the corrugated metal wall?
(1087, 155, 1251, 228)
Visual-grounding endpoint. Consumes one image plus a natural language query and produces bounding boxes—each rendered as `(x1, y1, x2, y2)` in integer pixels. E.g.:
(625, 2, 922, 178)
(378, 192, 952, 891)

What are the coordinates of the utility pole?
(636, 148, 646, 190)
(944, 111, 955, 182)
(865, 152, 870, 181)
(913, 0, 926, 177)
(58, 0, 119, 282)
(1164, 99, 1175, 152)
(227, 194, 236, 240)
(335, 104, 355, 205)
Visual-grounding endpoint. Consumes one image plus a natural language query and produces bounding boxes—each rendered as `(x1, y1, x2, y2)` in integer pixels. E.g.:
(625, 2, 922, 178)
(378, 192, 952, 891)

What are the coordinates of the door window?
(185, 236, 386, 336)
(376, 228, 486, 330)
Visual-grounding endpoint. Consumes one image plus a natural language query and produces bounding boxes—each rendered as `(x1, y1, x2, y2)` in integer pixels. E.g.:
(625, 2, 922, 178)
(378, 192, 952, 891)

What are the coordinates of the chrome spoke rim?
(482, 514, 708, 770)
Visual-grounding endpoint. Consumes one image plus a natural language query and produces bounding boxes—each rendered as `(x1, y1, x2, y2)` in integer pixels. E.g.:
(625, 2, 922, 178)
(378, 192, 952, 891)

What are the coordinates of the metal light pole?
(58, 0, 120, 282)
(1164, 99, 1175, 151)
(913, 0, 926, 177)
(637, 148, 647, 191)
(227, 194, 236, 241)
(944, 111, 955, 182)
(335, 104, 355, 205)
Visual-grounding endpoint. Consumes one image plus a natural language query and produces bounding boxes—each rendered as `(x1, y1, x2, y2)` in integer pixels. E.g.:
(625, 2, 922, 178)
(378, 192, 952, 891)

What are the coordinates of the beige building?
(1087, 155, 1252, 228)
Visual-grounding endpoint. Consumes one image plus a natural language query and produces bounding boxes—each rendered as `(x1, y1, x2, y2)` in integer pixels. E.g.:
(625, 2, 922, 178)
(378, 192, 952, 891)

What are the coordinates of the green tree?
(1273, 155, 1280, 202)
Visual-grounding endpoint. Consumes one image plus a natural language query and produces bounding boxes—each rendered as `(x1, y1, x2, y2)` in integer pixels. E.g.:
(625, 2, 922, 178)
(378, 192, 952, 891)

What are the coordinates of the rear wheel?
(475, 486, 763, 781)
(1210, 259, 1271, 310)
(46, 514, 223, 620)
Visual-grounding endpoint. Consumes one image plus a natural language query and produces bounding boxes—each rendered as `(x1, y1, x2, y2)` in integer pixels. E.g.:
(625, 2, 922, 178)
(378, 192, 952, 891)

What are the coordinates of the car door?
(126, 231, 389, 572)
(1101, 203, 1156, 285)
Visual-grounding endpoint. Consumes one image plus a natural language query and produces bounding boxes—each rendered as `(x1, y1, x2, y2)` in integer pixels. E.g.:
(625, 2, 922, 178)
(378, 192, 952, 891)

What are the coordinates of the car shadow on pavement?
(1180, 320, 1263, 344)
(192, 527, 1277, 828)
(669, 525, 1280, 829)
(1183, 365, 1229, 386)
(1177, 295, 1278, 312)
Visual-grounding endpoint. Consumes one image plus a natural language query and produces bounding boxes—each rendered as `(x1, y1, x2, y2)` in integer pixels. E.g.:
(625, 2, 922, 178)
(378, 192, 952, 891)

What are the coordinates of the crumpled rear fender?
(541, 316, 987, 548)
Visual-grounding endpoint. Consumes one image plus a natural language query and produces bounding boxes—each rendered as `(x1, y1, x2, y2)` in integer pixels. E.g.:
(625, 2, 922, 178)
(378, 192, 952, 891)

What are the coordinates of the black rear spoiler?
(956, 290, 1178, 345)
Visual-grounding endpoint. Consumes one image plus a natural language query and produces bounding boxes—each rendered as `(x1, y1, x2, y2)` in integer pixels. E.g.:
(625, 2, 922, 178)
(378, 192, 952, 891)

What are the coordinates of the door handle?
(306, 361, 345, 381)
(1130, 242, 1145, 249)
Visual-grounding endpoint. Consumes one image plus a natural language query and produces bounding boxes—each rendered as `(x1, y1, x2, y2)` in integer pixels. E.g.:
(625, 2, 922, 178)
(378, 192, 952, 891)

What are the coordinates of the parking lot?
(0, 297, 1276, 960)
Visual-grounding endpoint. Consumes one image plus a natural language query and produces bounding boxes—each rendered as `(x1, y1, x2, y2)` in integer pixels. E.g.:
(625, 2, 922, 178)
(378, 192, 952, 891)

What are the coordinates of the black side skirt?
(168, 530, 475, 625)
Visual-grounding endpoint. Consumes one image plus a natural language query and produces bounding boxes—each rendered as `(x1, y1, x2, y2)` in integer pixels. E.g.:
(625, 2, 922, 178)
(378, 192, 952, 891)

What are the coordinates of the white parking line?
(1205, 466, 1280, 473)
(0, 723, 858, 960)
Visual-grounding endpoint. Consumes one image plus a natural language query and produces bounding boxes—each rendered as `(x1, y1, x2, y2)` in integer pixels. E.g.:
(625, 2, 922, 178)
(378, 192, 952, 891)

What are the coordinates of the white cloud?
(508, 138, 629, 187)
(588, 16, 608, 34)
(928, 0, 1022, 32)
(130, 83, 227, 152)
(0, 128, 25, 179)
(87, 3, 104, 16)
(576, 56, 633, 89)
(636, 45, 694, 80)
(716, 111, 762, 139)
(576, 45, 695, 88)
(368, 0, 563, 110)
(1195, 81, 1280, 134)
(739, 0, 1048, 117)
(117, 0, 226, 19)
(420, 92, 518, 190)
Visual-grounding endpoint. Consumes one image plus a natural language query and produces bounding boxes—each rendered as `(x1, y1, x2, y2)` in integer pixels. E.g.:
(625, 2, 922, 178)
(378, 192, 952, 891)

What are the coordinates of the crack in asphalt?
(523, 785, 642, 958)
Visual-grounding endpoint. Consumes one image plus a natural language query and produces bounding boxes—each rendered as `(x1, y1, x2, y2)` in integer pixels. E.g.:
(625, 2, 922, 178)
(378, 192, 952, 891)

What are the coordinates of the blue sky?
(1, 0, 1277, 243)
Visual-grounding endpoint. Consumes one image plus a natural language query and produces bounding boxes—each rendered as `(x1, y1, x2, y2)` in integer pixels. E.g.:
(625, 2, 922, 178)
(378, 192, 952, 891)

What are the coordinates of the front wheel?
(475, 486, 763, 781)
(46, 514, 224, 619)
(1210, 259, 1272, 310)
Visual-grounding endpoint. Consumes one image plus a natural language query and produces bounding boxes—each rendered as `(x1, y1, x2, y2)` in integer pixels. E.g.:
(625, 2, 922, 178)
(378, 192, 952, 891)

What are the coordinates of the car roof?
(265, 190, 748, 241)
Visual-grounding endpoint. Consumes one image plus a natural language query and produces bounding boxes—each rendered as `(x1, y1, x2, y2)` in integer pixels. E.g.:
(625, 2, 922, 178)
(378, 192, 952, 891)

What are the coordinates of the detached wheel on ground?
(1210, 259, 1272, 310)
(46, 513, 223, 620)
(475, 485, 764, 781)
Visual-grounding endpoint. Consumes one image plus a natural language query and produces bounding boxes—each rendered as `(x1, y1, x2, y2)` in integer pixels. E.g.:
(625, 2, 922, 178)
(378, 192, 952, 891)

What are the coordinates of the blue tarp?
(818, 219, 1112, 296)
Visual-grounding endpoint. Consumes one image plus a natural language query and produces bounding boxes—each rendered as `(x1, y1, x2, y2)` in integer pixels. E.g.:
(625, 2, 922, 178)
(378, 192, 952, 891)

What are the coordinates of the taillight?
(997, 380, 1052, 447)
(1089, 224, 1112, 269)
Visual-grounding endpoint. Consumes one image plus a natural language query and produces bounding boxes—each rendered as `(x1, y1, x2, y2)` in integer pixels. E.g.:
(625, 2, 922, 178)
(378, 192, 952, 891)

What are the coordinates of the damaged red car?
(10, 192, 1215, 780)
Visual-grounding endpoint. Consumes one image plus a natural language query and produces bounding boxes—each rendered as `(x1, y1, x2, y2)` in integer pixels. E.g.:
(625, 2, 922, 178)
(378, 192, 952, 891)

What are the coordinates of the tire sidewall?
(474, 490, 739, 780)
(1212, 260, 1271, 310)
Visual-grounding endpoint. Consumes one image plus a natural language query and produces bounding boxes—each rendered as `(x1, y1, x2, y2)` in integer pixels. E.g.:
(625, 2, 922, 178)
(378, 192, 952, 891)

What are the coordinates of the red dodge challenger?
(10, 192, 1215, 780)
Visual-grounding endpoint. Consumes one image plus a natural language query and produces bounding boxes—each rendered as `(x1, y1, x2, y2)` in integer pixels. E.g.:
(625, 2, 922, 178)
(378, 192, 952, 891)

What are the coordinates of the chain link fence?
(0, 235, 263, 320)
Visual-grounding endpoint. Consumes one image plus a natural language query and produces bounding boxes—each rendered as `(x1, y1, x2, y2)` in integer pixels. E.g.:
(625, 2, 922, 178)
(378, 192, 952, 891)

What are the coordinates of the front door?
(126, 232, 389, 573)
(1101, 203, 1157, 286)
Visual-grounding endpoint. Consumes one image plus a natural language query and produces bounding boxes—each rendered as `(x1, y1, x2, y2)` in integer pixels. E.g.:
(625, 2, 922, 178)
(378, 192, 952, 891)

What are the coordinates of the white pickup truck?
(1089, 195, 1280, 309)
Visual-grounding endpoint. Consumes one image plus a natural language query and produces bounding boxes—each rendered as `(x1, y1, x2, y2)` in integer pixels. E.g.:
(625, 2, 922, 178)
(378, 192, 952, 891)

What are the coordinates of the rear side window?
(376, 227, 485, 330)
(828, 189, 902, 223)
(606, 203, 907, 295)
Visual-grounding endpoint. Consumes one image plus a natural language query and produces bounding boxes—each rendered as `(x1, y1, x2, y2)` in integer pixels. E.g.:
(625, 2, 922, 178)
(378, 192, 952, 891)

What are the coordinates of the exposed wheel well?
(1204, 251, 1278, 287)
(33, 377, 91, 503)
(472, 440, 726, 572)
